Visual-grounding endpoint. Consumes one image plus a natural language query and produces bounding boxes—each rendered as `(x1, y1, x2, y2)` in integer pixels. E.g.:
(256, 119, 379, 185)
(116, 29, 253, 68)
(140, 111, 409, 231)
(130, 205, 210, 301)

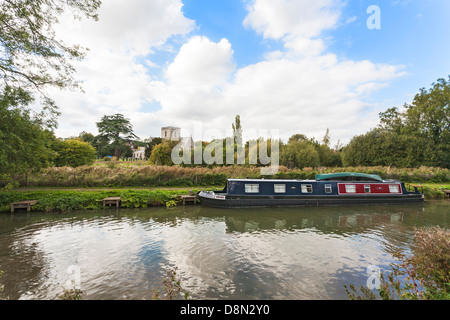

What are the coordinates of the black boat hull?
(197, 194, 424, 208)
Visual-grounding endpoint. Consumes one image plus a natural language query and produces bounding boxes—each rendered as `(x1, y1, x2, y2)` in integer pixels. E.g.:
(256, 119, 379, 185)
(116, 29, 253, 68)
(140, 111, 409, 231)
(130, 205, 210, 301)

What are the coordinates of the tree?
(52, 139, 96, 167)
(95, 114, 138, 158)
(78, 131, 95, 145)
(341, 128, 434, 167)
(0, 0, 101, 123)
(316, 144, 342, 167)
(145, 137, 163, 159)
(232, 115, 242, 146)
(280, 133, 341, 169)
(322, 128, 331, 147)
(288, 133, 308, 144)
(0, 0, 101, 184)
(148, 141, 176, 166)
(0, 87, 56, 186)
(405, 77, 449, 146)
(377, 76, 450, 168)
(280, 138, 320, 169)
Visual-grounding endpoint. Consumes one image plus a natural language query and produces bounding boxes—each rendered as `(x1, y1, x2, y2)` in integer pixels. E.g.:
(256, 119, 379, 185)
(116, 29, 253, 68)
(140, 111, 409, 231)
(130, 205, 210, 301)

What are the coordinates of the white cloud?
(52, 0, 195, 138)
(146, 0, 404, 144)
(243, 0, 342, 40)
(51, 0, 405, 146)
(165, 36, 236, 88)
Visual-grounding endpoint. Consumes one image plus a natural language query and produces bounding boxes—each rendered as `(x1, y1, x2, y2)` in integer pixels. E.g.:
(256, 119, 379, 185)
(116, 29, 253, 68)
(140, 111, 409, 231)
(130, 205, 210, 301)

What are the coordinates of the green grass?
(0, 188, 207, 213)
(405, 183, 450, 200)
(0, 182, 447, 214)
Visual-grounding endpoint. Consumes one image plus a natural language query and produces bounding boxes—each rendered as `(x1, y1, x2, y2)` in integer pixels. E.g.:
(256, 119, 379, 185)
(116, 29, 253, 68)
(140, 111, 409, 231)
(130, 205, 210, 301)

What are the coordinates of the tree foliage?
(52, 138, 96, 167)
(144, 137, 163, 159)
(95, 114, 138, 158)
(0, 87, 56, 185)
(280, 139, 320, 169)
(232, 114, 242, 146)
(148, 141, 176, 166)
(0, 0, 101, 184)
(279, 131, 340, 169)
(0, 0, 101, 121)
(344, 77, 449, 168)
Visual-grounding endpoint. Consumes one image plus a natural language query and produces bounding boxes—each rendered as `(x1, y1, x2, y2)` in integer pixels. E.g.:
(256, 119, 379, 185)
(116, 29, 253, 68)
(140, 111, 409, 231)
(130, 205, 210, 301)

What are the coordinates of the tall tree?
(95, 114, 138, 158)
(232, 114, 242, 146)
(0, 0, 101, 124)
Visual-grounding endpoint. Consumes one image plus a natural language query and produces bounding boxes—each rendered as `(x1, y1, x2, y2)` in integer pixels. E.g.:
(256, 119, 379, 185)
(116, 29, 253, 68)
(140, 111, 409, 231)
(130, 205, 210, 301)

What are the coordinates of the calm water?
(0, 201, 448, 300)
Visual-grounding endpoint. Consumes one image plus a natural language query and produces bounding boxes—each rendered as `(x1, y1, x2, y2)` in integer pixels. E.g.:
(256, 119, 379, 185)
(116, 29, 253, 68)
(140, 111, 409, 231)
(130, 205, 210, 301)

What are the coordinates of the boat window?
(364, 185, 371, 193)
(389, 185, 400, 193)
(274, 184, 286, 193)
(301, 184, 313, 193)
(325, 184, 332, 193)
(345, 185, 357, 193)
(245, 184, 259, 193)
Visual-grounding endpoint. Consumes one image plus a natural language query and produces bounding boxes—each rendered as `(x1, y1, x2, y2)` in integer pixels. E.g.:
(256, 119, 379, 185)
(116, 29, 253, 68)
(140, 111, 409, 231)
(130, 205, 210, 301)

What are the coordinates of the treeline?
(1, 77, 449, 188)
(343, 77, 449, 169)
(148, 77, 449, 170)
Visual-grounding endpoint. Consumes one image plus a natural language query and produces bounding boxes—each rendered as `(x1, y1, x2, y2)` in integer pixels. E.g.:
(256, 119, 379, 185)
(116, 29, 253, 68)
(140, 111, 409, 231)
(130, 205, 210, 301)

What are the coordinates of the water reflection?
(0, 201, 448, 300)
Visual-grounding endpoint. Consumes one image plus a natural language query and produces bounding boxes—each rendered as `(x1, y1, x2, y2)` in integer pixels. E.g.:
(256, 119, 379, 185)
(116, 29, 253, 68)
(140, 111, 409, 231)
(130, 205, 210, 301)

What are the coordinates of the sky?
(50, 0, 450, 146)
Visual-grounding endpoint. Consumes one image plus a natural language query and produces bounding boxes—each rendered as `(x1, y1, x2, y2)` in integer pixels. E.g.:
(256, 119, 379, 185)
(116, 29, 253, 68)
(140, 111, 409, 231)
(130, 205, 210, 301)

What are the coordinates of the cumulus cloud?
(147, 0, 404, 143)
(243, 0, 342, 57)
(166, 36, 236, 88)
(52, 0, 405, 145)
(52, 0, 195, 138)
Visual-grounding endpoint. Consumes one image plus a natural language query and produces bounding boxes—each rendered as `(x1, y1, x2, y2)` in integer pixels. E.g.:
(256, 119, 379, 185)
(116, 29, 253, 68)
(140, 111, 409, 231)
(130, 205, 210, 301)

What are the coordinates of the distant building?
(161, 126, 193, 149)
(161, 126, 181, 141)
(132, 146, 146, 160)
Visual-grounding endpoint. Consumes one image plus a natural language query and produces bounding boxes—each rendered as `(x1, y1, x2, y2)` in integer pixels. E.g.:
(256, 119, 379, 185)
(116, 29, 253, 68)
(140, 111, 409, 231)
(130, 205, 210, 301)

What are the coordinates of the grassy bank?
(0, 189, 205, 213)
(1, 165, 448, 213)
(0, 182, 448, 213)
(405, 183, 450, 200)
(11, 165, 450, 189)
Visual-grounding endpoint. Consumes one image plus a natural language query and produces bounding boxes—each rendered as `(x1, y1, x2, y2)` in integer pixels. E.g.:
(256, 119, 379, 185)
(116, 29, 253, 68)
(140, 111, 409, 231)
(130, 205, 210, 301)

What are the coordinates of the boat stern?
(197, 190, 228, 207)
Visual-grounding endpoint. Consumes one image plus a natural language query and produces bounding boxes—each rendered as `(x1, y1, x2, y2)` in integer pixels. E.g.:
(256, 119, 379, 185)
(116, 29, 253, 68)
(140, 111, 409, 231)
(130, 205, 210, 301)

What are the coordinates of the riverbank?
(0, 188, 207, 213)
(0, 182, 448, 213)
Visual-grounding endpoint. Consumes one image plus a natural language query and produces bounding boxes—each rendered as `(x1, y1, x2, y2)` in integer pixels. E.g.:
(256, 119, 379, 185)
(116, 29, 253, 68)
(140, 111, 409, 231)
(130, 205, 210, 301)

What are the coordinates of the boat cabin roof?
(315, 172, 383, 182)
(227, 173, 384, 183)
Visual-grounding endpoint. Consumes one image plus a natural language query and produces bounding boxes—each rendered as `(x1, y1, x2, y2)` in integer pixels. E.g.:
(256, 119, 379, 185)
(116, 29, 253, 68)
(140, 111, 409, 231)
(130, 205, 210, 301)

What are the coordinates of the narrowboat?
(197, 172, 424, 208)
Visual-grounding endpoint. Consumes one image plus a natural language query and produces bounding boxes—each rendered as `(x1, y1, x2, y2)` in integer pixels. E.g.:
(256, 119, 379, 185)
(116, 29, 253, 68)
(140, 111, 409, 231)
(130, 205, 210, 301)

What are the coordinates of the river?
(0, 201, 448, 300)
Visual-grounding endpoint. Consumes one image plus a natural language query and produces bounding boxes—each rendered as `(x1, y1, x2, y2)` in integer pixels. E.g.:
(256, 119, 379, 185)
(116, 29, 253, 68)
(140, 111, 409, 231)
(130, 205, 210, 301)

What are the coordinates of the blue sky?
(52, 0, 450, 145)
(181, 0, 450, 107)
(182, 0, 281, 67)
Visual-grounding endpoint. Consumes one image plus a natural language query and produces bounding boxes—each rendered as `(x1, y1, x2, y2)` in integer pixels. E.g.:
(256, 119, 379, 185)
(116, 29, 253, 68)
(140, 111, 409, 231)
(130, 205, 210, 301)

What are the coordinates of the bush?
(345, 226, 449, 300)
